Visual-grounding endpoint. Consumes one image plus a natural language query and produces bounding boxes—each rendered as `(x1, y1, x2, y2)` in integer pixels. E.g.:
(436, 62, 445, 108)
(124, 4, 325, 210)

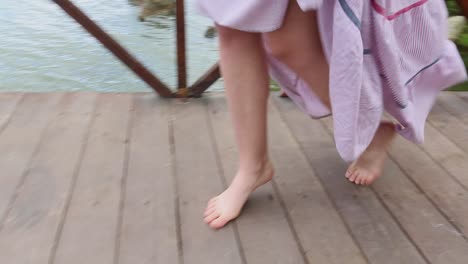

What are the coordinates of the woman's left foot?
(203, 159, 274, 229)
(346, 122, 396, 185)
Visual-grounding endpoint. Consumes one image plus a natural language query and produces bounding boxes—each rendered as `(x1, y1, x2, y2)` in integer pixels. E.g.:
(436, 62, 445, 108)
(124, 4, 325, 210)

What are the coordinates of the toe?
(357, 173, 367, 185)
(354, 176, 361, 185)
(356, 176, 363, 185)
(349, 171, 359, 183)
(360, 177, 368, 185)
(208, 196, 218, 206)
(345, 170, 352, 179)
(355, 173, 364, 185)
(204, 206, 216, 217)
(206, 201, 217, 211)
(204, 210, 220, 224)
(346, 164, 357, 179)
(209, 215, 230, 229)
(363, 175, 371, 185)
(365, 173, 378, 186)
(348, 173, 355, 182)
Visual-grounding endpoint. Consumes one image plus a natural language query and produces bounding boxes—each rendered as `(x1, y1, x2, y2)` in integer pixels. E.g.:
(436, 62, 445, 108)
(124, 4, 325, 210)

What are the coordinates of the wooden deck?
(0, 92, 468, 264)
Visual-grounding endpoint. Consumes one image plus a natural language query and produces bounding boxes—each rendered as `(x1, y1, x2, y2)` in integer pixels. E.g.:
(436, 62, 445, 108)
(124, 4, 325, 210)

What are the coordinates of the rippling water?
(0, 0, 221, 92)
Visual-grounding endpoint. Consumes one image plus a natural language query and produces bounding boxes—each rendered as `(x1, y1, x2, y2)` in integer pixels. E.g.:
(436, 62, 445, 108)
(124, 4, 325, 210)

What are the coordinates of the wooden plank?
(437, 93, 468, 125)
(171, 99, 243, 264)
(429, 102, 468, 155)
(418, 123, 468, 189)
(0, 93, 97, 264)
(414, 95, 468, 192)
(372, 161, 468, 264)
(388, 134, 468, 238)
(374, 161, 468, 263)
(0, 93, 23, 132)
(320, 118, 468, 264)
(205, 95, 306, 264)
(118, 94, 179, 264)
(53, 94, 132, 264)
(267, 100, 367, 263)
(274, 97, 427, 264)
(456, 91, 468, 100)
(0, 94, 63, 224)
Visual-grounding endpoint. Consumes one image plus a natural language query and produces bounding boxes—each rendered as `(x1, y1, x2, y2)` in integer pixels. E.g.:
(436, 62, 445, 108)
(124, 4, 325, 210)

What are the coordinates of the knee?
(267, 38, 325, 69)
(268, 38, 295, 62)
(216, 25, 259, 47)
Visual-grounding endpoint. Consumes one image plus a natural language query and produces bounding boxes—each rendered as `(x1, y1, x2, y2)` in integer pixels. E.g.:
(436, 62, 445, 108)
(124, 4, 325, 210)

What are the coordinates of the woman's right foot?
(204, 160, 274, 229)
(346, 122, 396, 186)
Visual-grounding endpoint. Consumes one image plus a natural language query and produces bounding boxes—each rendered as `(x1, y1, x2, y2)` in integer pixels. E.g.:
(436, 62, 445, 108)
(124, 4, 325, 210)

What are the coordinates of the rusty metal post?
(456, 0, 468, 18)
(53, 0, 174, 97)
(190, 63, 221, 97)
(176, 0, 188, 97)
(53, 0, 221, 98)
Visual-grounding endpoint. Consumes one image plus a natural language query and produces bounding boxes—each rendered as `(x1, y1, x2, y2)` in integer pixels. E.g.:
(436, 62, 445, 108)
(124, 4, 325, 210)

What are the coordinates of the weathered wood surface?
(0, 92, 467, 264)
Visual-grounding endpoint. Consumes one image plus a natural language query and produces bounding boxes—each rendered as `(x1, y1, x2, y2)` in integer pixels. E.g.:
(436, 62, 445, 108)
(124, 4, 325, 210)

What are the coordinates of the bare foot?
(346, 122, 396, 186)
(204, 160, 274, 229)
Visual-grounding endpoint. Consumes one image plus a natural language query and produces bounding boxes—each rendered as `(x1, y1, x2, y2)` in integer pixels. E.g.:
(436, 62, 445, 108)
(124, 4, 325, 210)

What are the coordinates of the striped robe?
(197, 0, 467, 162)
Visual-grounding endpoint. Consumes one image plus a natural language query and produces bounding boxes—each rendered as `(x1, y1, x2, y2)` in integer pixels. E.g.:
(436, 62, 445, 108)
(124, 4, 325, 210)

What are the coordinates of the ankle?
(380, 122, 396, 133)
(238, 157, 270, 175)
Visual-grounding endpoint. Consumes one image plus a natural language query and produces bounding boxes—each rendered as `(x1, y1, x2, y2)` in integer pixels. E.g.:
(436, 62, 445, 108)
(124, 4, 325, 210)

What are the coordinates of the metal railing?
(457, 0, 468, 17)
(53, 0, 220, 98)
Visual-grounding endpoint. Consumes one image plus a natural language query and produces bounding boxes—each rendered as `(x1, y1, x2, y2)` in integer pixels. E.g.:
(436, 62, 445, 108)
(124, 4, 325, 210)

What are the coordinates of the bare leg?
(203, 26, 274, 229)
(266, 1, 395, 185)
(266, 1, 331, 109)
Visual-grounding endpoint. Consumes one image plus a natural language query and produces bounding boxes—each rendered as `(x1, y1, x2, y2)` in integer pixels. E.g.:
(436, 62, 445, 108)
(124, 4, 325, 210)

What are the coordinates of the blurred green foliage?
(447, 0, 468, 90)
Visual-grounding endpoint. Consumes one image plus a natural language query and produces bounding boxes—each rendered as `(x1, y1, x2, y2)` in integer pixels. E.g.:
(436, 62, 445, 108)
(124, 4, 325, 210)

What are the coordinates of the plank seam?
(429, 103, 468, 158)
(271, 98, 370, 263)
(387, 153, 468, 243)
(454, 92, 468, 105)
(268, 104, 316, 264)
(269, 179, 310, 264)
(416, 123, 468, 193)
(318, 118, 433, 263)
(48, 94, 99, 264)
(114, 94, 135, 264)
(169, 102, 184, 264)
(369, 186, 432, 263)
(320, 117, 467, 260)
(0, 94, 64, 232)
(0, 93, 25, 136)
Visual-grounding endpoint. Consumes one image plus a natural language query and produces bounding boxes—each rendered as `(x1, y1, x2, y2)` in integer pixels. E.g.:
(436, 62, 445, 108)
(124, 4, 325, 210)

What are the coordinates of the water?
(0, 0, 221, 92)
